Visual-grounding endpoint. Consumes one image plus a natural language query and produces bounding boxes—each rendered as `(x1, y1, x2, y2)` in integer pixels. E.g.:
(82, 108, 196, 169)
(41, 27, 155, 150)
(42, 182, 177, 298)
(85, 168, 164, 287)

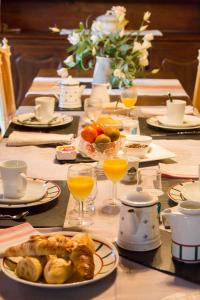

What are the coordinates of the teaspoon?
(0, 211, 29, 220)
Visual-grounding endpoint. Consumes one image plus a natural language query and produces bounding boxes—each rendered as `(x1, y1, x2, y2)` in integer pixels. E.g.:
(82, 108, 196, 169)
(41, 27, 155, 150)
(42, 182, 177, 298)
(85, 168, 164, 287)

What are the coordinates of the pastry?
(44, 257, 73, 284)
(16, 257, 43, 282)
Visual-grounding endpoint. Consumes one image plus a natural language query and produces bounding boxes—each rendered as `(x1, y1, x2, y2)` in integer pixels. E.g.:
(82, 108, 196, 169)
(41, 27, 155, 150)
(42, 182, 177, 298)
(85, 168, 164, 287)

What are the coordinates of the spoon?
(168, 91, 173, 102)
(0, 211, 29, 220)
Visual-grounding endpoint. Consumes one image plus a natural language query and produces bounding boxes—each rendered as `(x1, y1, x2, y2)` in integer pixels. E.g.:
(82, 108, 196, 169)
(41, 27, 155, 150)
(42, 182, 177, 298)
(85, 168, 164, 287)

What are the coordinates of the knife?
(151, 131, 200, 137)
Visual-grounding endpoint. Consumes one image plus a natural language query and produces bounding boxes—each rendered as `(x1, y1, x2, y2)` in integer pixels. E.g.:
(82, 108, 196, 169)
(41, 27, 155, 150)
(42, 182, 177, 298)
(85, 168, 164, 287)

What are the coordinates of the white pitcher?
(162, 201, 200, 263)
(59, 77, 85, 109)
(90, 83, 111, 103)
(117, 188, 161, 251)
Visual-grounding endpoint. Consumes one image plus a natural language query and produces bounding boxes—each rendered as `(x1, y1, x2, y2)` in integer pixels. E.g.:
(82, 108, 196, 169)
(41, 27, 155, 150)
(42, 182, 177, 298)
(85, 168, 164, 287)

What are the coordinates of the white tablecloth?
(0, 106, 200, 299)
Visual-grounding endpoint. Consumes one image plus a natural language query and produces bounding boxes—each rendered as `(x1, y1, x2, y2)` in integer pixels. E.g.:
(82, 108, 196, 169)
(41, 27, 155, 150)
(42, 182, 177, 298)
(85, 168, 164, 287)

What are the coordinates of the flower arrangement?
(51, 6, 158, 88)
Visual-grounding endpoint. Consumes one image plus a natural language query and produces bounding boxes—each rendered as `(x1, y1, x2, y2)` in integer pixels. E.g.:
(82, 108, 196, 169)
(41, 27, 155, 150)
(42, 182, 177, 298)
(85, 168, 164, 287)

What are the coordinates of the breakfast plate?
(0, 178, 47, 204)
(147, 116, 200, 131)
(12, 113, 73, 128)
(167, 181, 199, 203)
(0, 178, 61, 208)
(157, 115, 200, 128)
(1, 232, 119, 288)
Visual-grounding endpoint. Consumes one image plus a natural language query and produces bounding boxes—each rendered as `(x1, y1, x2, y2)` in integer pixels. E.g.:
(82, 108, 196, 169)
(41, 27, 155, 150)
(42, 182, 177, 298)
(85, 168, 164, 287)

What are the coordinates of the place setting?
(12, 96, 73, 129)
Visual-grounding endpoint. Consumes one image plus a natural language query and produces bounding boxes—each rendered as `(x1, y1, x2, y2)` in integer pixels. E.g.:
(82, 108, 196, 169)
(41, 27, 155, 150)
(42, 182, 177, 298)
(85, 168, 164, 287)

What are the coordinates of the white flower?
(143, 33, 154, 41)
(139, 57, 149, 67)
(68, 32, 80, 45)
(119, 28, 125, 38)
(142, 40, 152, 49)
(114, 69, 126, 79)
(133, 42, 143, 52)
(90, 34, 99, 43)
(111, 6, 126, 22)
(143, 11, 151, 22)
(49, 26, 60, 33)
(140, 49, 148, 58)
(92, 47, 96, 56)
(57, 67, 68, 78)
(64, 55, 74, 65)
(91, 21, 103, 33)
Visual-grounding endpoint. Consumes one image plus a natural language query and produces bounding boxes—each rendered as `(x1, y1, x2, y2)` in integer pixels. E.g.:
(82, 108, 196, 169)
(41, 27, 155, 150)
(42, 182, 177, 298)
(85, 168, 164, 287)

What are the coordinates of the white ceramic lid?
(121, 188, 158, 207)
(61, 76, 79, 86)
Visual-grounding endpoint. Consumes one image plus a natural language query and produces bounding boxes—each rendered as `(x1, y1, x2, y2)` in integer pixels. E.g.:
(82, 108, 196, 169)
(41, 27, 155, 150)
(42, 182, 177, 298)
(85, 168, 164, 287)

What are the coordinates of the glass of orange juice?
(67, 164, 96, 226)
(121, 86, 138, 116)
(103, 155, 128, 214)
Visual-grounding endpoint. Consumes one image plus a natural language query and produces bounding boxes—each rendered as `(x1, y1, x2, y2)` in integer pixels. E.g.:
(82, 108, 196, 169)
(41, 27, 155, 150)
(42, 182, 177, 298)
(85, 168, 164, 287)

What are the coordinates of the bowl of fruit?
(80, 123, 121, 161)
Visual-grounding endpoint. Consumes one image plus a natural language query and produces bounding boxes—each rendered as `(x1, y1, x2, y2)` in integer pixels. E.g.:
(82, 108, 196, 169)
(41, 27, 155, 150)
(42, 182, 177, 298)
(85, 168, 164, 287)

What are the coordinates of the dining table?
(0, 72, 200, 300)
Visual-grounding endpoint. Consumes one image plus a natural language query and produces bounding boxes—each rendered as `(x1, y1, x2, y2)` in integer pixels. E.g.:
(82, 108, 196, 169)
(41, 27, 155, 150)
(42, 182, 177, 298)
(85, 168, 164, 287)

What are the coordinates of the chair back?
(192, 50, 200, 113)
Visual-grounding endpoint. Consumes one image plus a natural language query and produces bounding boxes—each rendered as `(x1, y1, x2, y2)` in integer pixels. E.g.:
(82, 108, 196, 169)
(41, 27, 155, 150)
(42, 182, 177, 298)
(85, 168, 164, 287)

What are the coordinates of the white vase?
(93, 56, 112, 84)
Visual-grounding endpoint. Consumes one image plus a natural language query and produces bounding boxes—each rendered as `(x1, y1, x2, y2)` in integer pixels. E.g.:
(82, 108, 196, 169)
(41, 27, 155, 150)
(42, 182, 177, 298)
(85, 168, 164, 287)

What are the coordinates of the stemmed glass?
(67, 164, 96, 227)
(121, 87, 138, 117)
(84, 97, 103, 122)
(102, 154, 128, 214)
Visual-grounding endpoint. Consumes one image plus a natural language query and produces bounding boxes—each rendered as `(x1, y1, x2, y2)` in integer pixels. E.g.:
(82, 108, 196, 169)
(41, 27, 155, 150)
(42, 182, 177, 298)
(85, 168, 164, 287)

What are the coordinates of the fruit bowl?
(81, 140, 121, 161)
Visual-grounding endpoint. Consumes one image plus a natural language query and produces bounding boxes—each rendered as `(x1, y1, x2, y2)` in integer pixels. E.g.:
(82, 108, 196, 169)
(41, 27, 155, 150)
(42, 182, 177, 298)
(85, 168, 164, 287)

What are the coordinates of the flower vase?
(93, 56, 112, 84)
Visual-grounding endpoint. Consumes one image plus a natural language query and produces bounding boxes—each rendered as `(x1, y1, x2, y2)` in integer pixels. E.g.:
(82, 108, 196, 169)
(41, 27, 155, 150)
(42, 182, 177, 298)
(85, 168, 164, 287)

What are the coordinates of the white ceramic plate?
(147, 115, 200, 131)
(0, 178, 61, 208)
(0, 178, 47, 204)
(157, 115, 200, 128)
(136, 143, 175, 163)
(12, 113, 73, 128)
(1, 232, 119, 289)
(181, 181, 200, 201)
(167, 181, 199, 203)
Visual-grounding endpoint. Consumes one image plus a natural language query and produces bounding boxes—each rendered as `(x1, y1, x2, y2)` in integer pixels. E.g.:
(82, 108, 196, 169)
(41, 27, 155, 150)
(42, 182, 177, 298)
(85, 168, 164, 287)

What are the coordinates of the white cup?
(166, 99, 186, 126)
(0, 160, 27, 199)
(35, 97, 55, 122)
(122, 157, 139, 183)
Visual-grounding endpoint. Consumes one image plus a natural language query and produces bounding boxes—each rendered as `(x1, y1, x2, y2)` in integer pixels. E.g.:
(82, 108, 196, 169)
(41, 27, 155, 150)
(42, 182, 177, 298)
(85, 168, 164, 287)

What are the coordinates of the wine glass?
(102, 154, 128, 214)
(84, 97, 103, 122)
(121, 87, 138, 117)
(67, 164, 96, 227)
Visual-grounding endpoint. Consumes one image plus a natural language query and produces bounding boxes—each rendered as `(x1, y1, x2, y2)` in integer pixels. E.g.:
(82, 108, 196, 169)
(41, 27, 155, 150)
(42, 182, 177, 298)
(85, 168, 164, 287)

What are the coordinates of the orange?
(81, 126, 98, 143)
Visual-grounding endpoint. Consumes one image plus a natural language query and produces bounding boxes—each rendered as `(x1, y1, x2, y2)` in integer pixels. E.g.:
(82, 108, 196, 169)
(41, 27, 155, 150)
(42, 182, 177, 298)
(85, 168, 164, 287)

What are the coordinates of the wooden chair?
(161, 58, 198, 99)
(0, 38, 16, 135)
(192, 50, 200, 113)
(12, 55, 60, 107)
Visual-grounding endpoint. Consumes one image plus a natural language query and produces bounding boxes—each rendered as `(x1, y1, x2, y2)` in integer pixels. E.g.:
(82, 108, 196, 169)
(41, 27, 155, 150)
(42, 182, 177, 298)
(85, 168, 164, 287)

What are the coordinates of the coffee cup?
(166, 99, 186, 126)
(0, 160, 27, 198)
(35, 97, 55, 122)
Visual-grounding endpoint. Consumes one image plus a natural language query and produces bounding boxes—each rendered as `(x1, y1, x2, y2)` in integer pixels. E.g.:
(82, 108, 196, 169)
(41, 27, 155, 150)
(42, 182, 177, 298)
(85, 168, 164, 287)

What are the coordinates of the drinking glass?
(84, 97, 103, 122)
(67, 164, 96, 227)
(121, 87, 138, 116)
(102, 155, 128, 213)
(137, 168, 163, 197)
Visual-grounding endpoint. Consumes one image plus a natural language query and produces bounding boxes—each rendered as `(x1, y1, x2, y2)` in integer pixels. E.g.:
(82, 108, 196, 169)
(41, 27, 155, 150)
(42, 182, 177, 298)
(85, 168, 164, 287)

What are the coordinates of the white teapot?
(59, 76, 85, 109)
(117, 188, 161, 251)
(162, 201, 200, 263)
(90, 83, 111, 103)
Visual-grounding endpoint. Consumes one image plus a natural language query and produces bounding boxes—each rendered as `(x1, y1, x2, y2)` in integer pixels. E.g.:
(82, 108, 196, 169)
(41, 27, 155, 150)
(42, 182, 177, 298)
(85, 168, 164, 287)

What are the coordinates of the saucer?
(168, 181, 200, 203)
(147, 116, 200, 131)
(157, 115, 200, 128)
(0, 178, 47, 204)
(12, 113, 73, 128)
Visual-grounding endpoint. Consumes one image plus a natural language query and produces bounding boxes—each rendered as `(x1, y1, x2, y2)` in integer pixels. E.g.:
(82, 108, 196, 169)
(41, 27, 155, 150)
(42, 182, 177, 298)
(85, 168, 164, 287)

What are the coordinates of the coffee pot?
(162, 201, 200, 263)
(59, 76, 85, 109)
(117, 188, 161, 251)
(90, 83, 111, 103)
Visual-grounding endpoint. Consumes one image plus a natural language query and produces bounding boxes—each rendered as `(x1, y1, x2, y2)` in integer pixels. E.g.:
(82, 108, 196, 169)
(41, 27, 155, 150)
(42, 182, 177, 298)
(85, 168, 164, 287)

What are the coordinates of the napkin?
(159, 163, 199, 179)
(7, 131, 74, 146)
(0, 223, 39, 255)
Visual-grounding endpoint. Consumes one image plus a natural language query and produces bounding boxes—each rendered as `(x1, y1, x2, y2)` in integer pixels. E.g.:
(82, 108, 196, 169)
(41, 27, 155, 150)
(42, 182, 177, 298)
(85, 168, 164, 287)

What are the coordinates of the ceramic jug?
(162, 201, 200, 263)
(90, 83, 111, 103)
(59, 76, 85, 109)
(117, 188, 161, 251)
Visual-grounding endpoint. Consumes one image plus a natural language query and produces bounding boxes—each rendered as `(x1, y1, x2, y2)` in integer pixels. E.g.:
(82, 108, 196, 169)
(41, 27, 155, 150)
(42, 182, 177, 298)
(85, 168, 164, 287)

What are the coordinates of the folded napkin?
(0, 223, 39, 254)
(159, 163, 199, 179)
(7, 131, 74, 146)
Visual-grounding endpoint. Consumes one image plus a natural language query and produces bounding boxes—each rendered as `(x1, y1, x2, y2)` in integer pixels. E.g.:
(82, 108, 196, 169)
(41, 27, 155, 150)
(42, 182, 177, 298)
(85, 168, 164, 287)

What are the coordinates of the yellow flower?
(143, 11, 151, 22)
(49, 26, 60, 33)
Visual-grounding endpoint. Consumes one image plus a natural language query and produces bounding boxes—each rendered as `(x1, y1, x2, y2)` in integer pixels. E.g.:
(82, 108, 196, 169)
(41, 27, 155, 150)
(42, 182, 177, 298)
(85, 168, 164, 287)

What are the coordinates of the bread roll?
(16, 257, 43, 282)
(72, 233, 95, 254)
(44, 257, 72, 284)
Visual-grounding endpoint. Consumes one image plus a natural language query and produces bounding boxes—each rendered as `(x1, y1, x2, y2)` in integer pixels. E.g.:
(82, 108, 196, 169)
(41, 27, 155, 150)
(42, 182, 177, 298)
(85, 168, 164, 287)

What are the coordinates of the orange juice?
(67, 176, 94, 200)
(121, 97, 137, 108)
(103, 159, 128, 182)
